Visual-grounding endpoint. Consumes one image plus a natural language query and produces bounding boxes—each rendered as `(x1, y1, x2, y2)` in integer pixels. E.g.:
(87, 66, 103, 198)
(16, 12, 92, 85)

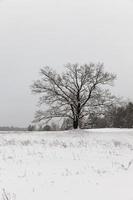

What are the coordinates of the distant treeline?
(0, 127, 27, 131)
(83, 101, 133, 129)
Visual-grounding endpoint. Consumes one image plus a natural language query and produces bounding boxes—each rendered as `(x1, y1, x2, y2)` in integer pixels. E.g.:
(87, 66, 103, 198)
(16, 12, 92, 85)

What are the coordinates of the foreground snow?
(0, 129, 133, 200)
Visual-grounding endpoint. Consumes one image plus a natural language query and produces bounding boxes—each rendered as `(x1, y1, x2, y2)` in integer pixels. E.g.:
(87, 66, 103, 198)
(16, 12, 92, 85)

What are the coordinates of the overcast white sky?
(0, 0, 133, 127)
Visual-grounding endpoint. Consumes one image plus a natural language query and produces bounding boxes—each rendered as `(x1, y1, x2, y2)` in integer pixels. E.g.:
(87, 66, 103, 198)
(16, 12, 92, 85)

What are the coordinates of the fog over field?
(0, 0, 133, 126)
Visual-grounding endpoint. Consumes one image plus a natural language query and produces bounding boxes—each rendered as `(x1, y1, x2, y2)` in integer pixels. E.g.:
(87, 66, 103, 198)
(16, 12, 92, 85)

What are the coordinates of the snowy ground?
(0, 129, 133, 200)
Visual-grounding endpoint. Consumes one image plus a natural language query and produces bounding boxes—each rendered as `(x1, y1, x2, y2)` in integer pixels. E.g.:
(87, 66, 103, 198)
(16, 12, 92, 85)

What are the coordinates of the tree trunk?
(73, 102, 81, 129)
(73, 118, 79, 129)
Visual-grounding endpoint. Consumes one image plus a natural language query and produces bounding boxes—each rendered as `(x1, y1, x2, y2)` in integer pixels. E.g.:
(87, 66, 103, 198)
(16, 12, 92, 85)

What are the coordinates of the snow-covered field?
(0, 129, 133, 200)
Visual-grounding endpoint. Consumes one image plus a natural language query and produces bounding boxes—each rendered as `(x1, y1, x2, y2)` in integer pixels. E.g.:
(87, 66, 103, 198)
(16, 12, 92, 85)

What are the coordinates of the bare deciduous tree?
(31, 63, 116, 129)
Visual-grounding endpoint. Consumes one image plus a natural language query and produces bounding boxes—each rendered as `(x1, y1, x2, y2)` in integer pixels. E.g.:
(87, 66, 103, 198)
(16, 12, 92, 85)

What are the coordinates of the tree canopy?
(31, 63, 116, 129)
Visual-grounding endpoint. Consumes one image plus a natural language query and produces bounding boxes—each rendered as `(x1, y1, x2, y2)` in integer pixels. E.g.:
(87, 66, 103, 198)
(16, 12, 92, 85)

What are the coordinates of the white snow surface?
(0, 129, 133, 200)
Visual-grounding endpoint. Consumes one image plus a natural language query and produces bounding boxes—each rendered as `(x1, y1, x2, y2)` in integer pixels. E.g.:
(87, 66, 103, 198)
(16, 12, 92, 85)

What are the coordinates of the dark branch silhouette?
(31, 63, 116, 129)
